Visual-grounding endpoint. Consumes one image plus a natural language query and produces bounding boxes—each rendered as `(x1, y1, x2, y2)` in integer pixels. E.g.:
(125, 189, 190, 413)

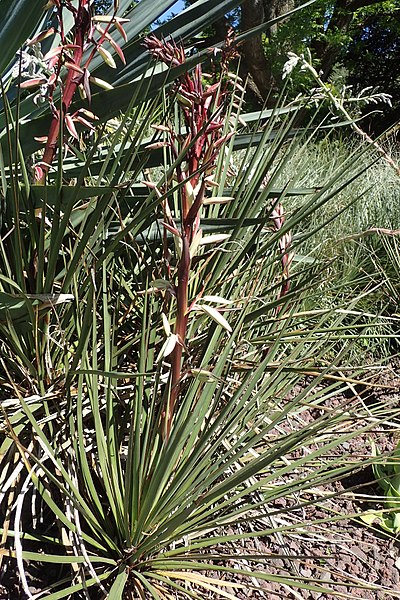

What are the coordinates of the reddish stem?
(144, 35, 237, 441)
(36, 1, 90, 184)
(165, 235, 190, 440)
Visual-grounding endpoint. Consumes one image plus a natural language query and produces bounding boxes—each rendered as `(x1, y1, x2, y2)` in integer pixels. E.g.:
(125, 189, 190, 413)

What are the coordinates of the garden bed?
(1, 369, 400, 599)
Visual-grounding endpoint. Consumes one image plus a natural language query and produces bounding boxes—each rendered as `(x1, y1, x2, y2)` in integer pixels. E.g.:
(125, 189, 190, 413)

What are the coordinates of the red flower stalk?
(144, 33, 240, 439)
(23, 0, 127, 184)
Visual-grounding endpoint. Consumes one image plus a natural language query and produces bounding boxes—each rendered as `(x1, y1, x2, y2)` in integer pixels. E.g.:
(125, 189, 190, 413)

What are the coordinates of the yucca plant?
(1, 2, 399, 599)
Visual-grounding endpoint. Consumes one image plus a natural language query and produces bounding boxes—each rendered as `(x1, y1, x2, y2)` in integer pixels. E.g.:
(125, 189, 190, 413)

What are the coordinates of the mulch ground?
(216, 366, 400, 599)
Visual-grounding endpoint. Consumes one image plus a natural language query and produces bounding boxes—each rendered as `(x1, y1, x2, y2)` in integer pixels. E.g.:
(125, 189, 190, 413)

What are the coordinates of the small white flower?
(33, 84, 48, 105)
(12, 51, 32, 78)
(282, 53, 301, 80)
(12, 46, 46, 81)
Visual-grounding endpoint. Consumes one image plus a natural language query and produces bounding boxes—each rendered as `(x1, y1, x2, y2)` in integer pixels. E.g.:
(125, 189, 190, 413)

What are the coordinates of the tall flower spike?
(21, 0, 127, 184)
(144, 34, 239, 440)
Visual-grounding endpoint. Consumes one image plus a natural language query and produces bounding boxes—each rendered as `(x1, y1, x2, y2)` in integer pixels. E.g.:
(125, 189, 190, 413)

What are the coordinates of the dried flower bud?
(89, 76, 114, 90)
(19, 77, 47, 89)
(65, 114, 79, 139)
(98, 46, 116, 69)
(145, 141, 170, 150)
(27, 28, 55, 47)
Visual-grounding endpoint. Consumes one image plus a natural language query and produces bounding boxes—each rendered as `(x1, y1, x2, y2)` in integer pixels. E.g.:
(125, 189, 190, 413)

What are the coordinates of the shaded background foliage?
(181, 0, 400, 132)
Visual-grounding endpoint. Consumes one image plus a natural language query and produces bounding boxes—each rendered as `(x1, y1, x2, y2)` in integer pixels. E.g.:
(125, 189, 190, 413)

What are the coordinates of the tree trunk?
(241, 0, 294, 104)
(263, 0, 295, 36)
(241, 0, 271, 103)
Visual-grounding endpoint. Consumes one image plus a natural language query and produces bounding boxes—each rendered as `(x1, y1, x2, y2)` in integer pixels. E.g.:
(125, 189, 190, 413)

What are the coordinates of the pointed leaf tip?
(198, 304, 232, 333)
